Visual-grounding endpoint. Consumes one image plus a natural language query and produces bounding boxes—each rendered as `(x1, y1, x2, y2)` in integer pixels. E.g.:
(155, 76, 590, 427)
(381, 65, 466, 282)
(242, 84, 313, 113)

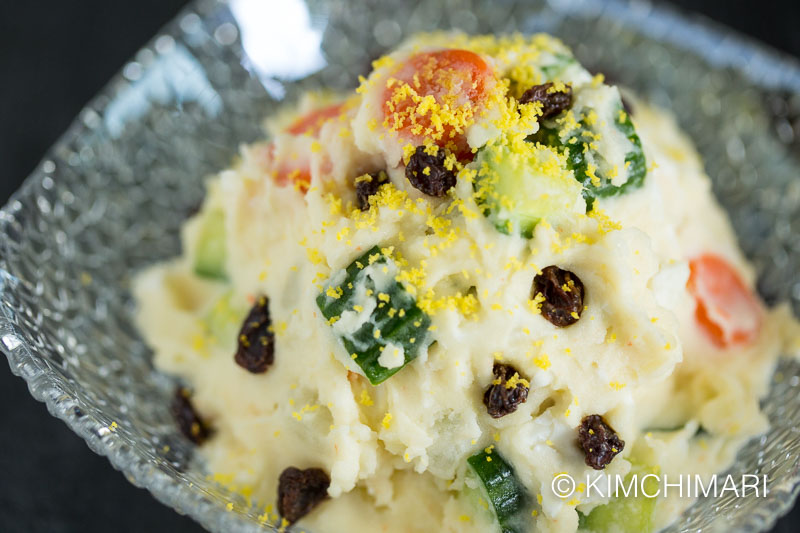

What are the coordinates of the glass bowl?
(2, 0, 799, 531)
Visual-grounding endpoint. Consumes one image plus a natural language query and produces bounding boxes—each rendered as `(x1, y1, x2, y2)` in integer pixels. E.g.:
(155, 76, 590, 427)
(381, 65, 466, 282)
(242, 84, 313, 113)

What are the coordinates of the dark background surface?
(1, 1, 799, 532)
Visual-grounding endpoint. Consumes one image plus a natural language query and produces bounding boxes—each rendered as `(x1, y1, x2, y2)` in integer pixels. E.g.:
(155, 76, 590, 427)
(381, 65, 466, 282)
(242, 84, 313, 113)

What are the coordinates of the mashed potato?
(134, 33, 799, 532)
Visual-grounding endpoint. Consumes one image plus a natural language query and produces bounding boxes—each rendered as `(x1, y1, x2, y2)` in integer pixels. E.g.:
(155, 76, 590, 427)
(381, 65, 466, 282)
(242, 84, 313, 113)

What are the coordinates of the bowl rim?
(1, 0, 800, 532)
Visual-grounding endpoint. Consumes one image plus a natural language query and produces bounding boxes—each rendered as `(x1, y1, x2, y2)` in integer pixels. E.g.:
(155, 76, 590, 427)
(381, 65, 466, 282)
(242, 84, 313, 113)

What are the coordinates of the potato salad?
(134, 32, 800, 533)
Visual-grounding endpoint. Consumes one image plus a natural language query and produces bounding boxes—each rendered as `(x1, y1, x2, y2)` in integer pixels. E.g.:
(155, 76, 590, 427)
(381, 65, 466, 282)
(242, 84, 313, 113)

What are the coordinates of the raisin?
(519, 82, 573, 119)
(277, 467, 330, 524)
(578, 414, 625, 470)
(483, 363, 529, 418)
(234, 295, 275, 373)
(532, 265, 585, 327)
(405, 146, 457, 197)
(171, 387, 211, 445)
(355, 170, 390, 210)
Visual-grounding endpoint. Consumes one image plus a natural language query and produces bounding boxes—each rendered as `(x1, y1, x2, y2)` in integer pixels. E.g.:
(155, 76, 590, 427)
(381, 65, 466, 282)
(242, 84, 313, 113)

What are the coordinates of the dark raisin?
(405, 146, 457, 197)
(277, 467, 330, 524)
(532, 265, 585, 327)
(171, 387, 211, 445)
(234, 295, 275, 373)
(483, 363, 529, 418)
(519, 82, 573, 119)
(578, 414, 625, 470)
(355, 170, 390, 210)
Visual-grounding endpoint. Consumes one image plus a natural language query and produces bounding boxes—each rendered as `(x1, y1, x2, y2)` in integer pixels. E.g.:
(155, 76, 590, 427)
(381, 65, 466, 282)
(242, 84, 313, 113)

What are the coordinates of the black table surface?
(1, 1, 799, 532)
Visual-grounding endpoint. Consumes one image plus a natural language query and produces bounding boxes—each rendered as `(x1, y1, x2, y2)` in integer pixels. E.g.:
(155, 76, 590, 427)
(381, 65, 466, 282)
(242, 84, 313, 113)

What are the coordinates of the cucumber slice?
(540, 53, 577, 80)
(578, 465, 657, 533)
(193, 208, 227, 280)
(316, 247, 432, 385)
(474, 140, 585, 238)
(531, 102, 646, 211)
(467, 448, 529, 533)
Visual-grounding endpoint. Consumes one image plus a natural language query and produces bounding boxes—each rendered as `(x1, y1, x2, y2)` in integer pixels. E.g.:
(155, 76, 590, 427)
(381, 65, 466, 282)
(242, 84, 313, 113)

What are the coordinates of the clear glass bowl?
(2, 0, 799, 531)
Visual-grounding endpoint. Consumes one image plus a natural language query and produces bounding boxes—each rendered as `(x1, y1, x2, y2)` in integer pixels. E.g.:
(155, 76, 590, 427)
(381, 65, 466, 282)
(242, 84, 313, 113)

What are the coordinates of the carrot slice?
(273, 102, 345, 193)
(259, 143, 311, 194)
(382, 49, 494, 155)
(688, 254, 762, 348)
(275, 166, 311, 194)
(286, 102, 345, 136)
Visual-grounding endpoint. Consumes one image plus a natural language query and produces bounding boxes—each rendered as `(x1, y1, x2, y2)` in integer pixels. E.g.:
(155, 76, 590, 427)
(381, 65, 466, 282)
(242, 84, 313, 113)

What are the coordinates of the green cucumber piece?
(474, 141, 585, 238)
(579, 107, 646, 205)
(530, 103, 646, 211)
(193, 208, 227, 280)
(540, 53, 577, 80)
(467, 449, 529, 533)
(316, 246, 431, 385)
(578, 465, 657, 533)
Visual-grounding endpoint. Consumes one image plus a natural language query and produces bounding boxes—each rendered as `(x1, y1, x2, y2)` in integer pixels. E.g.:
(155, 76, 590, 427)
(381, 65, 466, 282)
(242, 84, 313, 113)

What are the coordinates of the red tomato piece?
(688, 254, 762, 348)
(382, 49, 494, 155)
(286, 102, 345, 136)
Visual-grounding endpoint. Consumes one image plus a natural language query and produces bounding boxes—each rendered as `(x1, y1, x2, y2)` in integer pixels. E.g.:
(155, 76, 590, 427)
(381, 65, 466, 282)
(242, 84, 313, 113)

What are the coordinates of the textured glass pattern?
(1, 0, 799, 531)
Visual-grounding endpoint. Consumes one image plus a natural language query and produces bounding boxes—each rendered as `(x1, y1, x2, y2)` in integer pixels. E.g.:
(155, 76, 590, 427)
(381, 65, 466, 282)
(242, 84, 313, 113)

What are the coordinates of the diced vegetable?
(474, 139, 585, 238)
(688, 254, 762, 347)
(316, 247, 431, 385)
(578, 465, 657, 533)
(530, 102, 646, 211)
(382, 49, 495, 155)
(275, 165, 312, 194)
(261, 141, 312, 194)
(193, 208, 227, 280)
(467, 448, 529, 533)
(540, 53, 577, 80)
(286, 102, 345, 136)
